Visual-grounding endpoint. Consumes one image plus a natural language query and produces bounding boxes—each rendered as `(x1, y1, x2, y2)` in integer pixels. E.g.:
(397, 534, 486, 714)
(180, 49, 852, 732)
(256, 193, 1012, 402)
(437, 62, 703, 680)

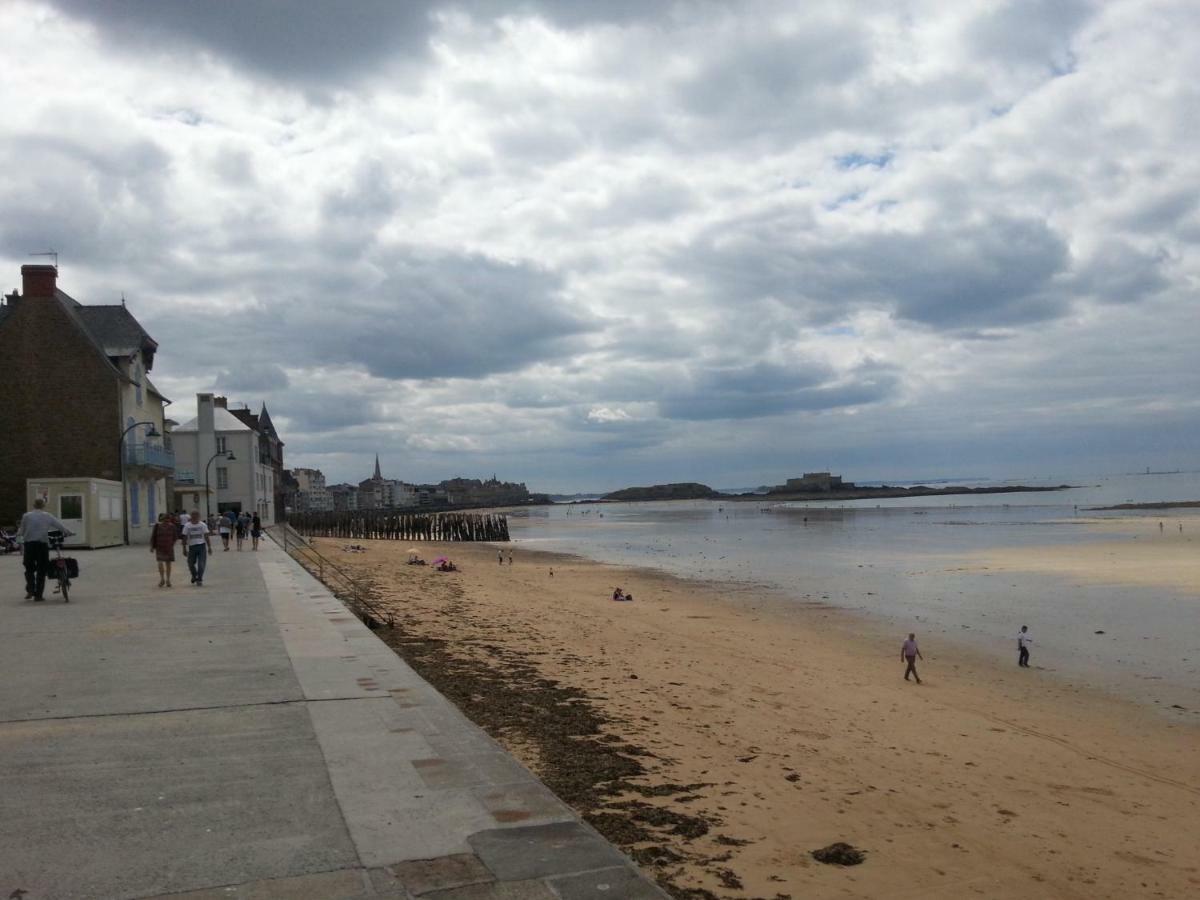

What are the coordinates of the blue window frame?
(148, 481, 157, 522)
(130, 481, 141, 526)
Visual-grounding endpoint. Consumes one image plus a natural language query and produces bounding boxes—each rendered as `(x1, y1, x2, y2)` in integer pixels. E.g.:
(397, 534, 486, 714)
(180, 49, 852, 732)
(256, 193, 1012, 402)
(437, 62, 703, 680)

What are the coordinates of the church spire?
(373, 454, 382, 480)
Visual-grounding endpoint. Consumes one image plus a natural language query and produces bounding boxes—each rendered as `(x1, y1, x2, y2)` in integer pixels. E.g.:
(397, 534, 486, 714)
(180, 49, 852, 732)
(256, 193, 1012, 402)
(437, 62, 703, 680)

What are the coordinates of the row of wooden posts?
(288, 510, 509, 543)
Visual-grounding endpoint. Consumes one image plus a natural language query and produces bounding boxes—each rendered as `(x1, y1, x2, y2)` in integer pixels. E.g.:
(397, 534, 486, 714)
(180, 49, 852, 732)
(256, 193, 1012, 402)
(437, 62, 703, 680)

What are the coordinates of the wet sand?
(312, 536, 1200, 900)
(973, 517, 1200, 593)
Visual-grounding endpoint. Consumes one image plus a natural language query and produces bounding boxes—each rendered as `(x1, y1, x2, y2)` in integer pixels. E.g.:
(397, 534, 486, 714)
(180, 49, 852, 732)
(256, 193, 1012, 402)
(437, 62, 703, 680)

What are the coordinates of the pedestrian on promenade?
(16, 498, 70, 602)
(1017, 625, 1033, 668)
(182, 510, 212, 586)
(901, 632, 923, 684)
(251, 513, 262, 550)
(218, 511, 234, 551)
(234, 512, 246, 550)
(150, 512, 177, 587)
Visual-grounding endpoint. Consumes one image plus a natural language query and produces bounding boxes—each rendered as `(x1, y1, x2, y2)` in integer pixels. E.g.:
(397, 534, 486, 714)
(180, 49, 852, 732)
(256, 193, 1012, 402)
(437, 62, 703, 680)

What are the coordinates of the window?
(216, 436, 227, 454)
(148, 481, 157, 521)
(217, 467, 229, 490)
(130, 482, 141, 526)
(60, 495, 83, 520)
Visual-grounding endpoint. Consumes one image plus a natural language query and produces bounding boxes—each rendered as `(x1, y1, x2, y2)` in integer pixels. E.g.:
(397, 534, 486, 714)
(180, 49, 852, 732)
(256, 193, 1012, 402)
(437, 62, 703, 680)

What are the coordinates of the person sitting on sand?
(901, 633, 923, 684)
(613, 588, 625, 601)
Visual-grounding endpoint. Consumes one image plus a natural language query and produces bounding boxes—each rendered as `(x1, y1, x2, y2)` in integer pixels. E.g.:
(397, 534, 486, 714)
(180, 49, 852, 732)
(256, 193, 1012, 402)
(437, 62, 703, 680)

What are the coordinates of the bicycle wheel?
(60, 571, 70, 602)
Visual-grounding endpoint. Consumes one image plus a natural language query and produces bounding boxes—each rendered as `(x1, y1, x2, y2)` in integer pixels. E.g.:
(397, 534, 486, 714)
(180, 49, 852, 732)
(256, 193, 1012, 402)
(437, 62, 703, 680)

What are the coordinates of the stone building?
(327, 483, 359, 512)
(774, 472, 854, 493)
(291, 467, 333, 512)
(0, 265, 173, 540)
(357, 455, 418, 510)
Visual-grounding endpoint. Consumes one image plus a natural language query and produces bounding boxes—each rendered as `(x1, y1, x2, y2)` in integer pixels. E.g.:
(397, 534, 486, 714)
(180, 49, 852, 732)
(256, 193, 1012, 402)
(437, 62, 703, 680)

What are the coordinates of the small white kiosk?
(26, 478, 124, 549)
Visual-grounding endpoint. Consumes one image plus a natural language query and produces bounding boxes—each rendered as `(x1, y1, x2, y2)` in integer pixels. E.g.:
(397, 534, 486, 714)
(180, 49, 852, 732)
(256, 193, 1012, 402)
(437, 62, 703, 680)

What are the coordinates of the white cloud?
(2, 0, 1197, 490)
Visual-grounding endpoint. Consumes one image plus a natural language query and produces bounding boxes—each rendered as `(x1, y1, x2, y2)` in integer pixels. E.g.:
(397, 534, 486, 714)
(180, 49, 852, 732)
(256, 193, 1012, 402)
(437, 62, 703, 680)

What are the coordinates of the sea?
(507, 472, 1200, 717)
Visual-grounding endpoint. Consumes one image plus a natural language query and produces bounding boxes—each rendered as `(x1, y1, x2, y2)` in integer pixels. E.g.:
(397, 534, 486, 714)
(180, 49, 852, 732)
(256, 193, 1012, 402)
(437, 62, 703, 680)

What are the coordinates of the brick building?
(0, 265, 173, 538)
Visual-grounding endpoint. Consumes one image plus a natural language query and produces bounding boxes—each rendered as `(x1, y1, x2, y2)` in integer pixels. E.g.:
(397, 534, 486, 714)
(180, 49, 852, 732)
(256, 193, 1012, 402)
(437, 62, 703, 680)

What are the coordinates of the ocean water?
(507, 472, 1200, 715)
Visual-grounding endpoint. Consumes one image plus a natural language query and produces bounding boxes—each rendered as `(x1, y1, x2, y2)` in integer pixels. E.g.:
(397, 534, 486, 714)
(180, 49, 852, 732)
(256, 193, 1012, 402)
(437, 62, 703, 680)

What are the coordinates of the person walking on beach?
(182, 510, 212, 586)
(150, 512, 178, 587)
(1017, 625, 1033, 668)
(507, 548, 513, 565)
(901, 633, 923, 684)
(498, 549, 504, 565)
(16, 498, 70, 602)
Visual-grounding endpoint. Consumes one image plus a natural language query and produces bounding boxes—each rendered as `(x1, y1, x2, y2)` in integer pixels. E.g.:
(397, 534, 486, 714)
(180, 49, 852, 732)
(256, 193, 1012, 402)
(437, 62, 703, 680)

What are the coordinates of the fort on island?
(772, 472, 854, 493)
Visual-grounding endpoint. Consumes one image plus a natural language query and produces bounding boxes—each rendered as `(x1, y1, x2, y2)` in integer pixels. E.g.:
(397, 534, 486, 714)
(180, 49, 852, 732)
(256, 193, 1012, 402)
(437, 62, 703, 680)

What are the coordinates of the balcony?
(125, 442, 175, 472)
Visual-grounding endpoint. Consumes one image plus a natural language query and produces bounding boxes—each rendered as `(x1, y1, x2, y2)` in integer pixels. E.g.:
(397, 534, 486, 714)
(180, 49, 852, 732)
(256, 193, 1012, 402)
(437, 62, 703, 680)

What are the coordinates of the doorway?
(59, 493, 85, 544)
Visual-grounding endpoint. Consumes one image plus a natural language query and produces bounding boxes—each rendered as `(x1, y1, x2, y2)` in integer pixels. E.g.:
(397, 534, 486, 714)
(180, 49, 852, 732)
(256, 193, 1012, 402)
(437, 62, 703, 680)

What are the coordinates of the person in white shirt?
(17, 498, 71, 601)
(1017, 625, 1033, 668)
(181, 509, 213, 586)
(901, 633, 923, 684)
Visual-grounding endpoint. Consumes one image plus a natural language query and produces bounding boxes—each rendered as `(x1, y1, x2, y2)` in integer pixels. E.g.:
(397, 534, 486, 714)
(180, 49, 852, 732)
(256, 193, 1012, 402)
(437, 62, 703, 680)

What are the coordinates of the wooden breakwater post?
(287, 510, 509, 542)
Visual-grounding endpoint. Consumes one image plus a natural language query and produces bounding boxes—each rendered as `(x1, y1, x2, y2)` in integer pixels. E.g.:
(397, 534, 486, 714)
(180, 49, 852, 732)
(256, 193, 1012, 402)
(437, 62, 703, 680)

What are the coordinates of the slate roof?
(174, 407, 255, 433)
(70, 302, 157, 360)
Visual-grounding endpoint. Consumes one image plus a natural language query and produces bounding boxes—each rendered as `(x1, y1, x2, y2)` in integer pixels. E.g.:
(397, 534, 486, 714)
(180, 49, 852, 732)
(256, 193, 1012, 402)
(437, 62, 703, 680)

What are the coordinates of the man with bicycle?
(16, 498, 71, 602)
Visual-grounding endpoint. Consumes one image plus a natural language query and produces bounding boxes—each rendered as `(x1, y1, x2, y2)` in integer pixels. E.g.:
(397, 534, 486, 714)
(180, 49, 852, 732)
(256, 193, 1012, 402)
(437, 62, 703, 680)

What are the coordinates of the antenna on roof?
(121, 292, 126, 307)
(30, 248, 59, 268)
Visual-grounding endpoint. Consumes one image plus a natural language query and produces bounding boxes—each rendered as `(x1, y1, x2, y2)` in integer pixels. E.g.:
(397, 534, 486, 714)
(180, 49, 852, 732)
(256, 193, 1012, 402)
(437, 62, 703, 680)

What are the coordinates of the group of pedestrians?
(149, 508, 261, 588)
(899, 625, 1035, 684)
(214, 509, 261, 552)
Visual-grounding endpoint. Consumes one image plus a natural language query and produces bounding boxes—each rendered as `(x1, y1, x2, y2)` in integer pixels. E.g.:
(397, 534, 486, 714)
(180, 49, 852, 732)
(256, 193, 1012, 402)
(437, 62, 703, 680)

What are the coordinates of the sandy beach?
(311, 533, 1200, 900)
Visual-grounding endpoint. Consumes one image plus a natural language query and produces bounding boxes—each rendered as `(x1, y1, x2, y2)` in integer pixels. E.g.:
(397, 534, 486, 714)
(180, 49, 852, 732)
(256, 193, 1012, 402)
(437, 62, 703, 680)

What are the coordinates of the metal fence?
(267, 524, 394, 630)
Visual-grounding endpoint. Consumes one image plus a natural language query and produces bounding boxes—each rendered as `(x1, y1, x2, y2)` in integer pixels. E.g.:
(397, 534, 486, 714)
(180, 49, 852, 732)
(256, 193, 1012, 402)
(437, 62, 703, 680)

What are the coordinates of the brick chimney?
(21, 265, 58, 297)
(213, 396, 228, 409)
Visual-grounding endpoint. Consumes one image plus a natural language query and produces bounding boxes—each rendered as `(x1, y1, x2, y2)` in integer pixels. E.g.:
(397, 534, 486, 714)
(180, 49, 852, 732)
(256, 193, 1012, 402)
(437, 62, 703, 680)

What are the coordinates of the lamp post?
(204, 450, 236, 520)
(119, 420, 161, 546)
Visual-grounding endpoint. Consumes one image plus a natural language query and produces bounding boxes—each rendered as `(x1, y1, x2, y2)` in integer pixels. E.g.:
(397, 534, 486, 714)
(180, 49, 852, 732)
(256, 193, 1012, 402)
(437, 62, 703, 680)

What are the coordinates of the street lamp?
(204, 450, 236, 520)
(119, 420, 161, 545)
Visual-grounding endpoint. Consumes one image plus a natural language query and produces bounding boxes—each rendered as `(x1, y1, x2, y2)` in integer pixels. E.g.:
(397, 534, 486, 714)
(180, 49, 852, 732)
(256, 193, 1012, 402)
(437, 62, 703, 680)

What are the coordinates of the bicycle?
(46, 529, 71, 602)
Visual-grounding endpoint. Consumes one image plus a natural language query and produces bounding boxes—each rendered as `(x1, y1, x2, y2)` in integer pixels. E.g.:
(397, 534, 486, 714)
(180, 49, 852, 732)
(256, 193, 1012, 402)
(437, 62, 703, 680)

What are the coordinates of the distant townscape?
(285, 458, 538, 514)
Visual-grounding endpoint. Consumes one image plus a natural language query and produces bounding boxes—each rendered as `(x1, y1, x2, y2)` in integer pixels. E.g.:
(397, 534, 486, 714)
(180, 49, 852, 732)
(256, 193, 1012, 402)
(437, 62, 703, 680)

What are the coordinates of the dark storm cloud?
(967, 0, 1096, 68)
(659, 361, 898, 421)
(0, 129, 170, 266)
(679, 213, 1074, 329)
(215, 363, 290, 394)
(143, 247, 592, 383)
(50, 0, 670, 88)
(274, 390, 382, 433)
(50, 1, 440, 85)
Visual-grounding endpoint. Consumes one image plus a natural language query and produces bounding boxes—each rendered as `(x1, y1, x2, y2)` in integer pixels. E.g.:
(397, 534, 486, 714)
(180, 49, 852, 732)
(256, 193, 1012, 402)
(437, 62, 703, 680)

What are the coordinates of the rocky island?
(597, 473, 1073, 504)
(603, 482, 723, 501)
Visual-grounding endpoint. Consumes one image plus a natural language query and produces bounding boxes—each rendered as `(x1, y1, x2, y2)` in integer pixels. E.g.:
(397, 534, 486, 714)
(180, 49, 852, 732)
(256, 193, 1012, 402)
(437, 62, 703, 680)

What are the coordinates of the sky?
(1, 1, 1197, 492)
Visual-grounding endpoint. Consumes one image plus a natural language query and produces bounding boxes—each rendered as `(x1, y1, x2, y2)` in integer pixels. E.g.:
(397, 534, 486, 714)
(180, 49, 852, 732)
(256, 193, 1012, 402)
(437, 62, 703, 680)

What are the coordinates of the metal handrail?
(266, 524, 394, 629)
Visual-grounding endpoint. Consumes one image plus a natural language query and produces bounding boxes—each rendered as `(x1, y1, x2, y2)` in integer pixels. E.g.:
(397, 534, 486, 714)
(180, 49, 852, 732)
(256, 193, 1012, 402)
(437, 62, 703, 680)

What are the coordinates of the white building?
(292, 467, 333, 512)
(172, 393, 276, 522)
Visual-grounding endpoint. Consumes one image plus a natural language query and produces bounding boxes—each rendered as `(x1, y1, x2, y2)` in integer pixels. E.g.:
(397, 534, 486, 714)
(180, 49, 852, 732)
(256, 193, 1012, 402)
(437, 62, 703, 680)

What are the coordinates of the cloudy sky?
(2, 1, 1197, 491)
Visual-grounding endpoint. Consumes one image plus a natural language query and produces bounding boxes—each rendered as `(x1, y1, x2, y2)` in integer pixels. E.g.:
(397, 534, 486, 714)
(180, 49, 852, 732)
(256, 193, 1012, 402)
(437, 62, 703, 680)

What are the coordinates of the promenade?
(0, 538, 665, 900)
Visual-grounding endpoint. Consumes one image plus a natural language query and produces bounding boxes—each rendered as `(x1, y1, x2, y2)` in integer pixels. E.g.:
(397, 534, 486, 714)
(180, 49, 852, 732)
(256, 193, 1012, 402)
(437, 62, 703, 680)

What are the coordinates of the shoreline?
(309, 535, 1200, 899)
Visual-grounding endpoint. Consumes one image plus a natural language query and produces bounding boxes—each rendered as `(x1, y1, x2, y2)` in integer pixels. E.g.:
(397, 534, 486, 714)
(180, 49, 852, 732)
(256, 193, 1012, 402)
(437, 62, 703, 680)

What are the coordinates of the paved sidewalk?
(0, 539, 666, 900)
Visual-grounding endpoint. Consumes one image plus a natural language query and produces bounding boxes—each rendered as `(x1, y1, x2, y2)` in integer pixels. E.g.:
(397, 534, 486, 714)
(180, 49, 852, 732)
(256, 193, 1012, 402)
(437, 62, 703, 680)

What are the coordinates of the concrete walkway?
(0, 539, 666, 900)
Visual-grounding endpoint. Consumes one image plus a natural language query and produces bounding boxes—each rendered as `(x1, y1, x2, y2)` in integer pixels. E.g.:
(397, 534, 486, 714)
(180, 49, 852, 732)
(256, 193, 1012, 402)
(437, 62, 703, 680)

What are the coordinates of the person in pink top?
(901, 633, 923, 684)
